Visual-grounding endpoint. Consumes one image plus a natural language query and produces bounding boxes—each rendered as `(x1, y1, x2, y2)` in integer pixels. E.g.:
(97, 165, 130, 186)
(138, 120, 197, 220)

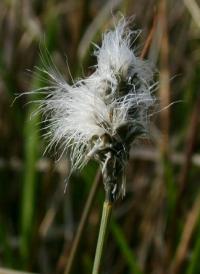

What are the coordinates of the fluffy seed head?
(35, 17, 155, 200)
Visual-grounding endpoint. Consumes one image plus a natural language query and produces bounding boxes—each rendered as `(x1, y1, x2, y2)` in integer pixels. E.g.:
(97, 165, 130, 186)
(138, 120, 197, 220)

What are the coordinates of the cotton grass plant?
(33, 17, 155, 274)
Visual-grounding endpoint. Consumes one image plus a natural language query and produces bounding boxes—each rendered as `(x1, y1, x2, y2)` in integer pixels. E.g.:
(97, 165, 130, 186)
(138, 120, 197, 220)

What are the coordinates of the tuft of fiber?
(33, 18, 156, 200)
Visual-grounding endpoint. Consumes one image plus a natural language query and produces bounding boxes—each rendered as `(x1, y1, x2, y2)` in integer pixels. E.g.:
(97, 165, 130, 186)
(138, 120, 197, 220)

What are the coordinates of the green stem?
(92, 201, 113, 274)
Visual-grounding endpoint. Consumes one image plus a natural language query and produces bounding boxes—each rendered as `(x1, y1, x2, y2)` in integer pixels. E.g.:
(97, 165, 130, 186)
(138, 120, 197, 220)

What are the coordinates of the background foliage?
(0, 0, 200, 273)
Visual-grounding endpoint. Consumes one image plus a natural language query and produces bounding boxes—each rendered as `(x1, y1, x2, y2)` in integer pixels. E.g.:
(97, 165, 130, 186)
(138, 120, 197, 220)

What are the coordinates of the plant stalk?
(92, 200, 113, 274)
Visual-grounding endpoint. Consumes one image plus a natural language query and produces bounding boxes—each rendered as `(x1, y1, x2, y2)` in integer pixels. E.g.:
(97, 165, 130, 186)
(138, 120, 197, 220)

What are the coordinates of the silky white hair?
(33, 17, 156, 198)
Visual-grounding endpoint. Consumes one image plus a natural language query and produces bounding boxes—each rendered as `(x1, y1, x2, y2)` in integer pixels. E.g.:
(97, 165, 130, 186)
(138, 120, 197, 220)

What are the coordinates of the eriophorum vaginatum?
(36, 17, 155, 202)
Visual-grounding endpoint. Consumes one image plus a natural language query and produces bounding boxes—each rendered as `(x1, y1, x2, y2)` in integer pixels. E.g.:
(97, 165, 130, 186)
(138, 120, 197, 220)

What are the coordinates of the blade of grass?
(20, 11, 59, 266)
(186, 219, 200, 274)
(0, 268, 38, 274)
(111, 220, 143, 274)
(20, 87, 40, 264)
(169, 193, 200, 274)
(163, 157, 177, 222)
(62, 170, 101, 274)
(184, 0, 200, 29)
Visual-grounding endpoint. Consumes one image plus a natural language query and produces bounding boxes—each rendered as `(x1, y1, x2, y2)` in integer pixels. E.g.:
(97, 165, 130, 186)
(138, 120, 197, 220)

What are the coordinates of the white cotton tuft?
(33, 17, 156, 200)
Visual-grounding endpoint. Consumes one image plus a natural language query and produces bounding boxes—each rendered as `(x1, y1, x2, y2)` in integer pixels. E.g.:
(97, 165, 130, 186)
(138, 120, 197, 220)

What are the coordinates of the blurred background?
(0, 0, 200, 273)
